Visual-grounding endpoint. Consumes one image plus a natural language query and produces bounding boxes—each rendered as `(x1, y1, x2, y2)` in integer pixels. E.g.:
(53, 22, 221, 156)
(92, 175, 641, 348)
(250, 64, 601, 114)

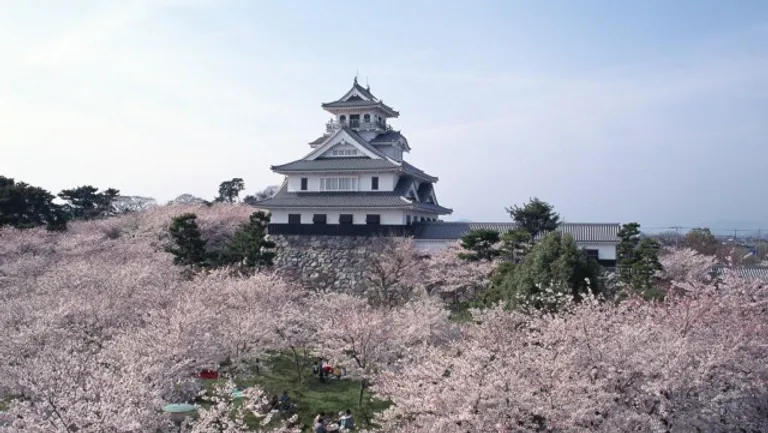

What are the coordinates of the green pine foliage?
(506, 197, 560, 238)
(166, 213, 208, 267)
(459, 229, 501, 261)
(224, 211, 277, 268)
(215, 178, 246, 203)
(58, 185, 120, 220)
(617, 222, 663, 296)
(500, 231, 600, 310)
(0, 176, 68, 231)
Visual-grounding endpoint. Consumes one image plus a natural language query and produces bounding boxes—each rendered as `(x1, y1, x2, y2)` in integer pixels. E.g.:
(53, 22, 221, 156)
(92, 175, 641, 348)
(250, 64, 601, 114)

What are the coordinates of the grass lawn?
(205, 353, 390, 431)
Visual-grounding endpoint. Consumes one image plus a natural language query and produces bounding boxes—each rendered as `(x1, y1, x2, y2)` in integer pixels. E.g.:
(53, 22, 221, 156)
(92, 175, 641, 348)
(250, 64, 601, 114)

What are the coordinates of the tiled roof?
(309, 135, 329, 145)
(371, 130, 410, 151)
(417, 182, 434, 203)
(715, 266, 768, 282)
(410, 222, 621, 243)
(272, 158, 399, 172)
(370, 131, 403, 143)
(401, 161, 437, 181)
(321, 100, 400, 116)
(255, 179, 452, 214)
(342, 127, 390, 159)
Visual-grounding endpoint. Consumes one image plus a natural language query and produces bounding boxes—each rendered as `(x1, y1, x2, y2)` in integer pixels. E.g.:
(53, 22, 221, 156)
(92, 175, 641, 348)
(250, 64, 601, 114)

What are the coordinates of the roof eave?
(272, 167, 401, 175)
(321, 103, 399, 117)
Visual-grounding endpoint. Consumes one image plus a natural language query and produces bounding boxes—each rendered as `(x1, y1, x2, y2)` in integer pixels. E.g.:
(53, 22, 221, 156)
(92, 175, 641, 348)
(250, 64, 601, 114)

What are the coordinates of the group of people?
(312, 359, 346, 382)
(313, 410, 354, 432)
(253, 390, 296, 415)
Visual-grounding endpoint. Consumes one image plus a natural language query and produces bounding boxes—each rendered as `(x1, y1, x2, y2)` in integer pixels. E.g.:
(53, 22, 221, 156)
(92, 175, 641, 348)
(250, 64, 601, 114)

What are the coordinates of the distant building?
(715, 266, 768, 283)
(410, 222, 620, 266)
(257, 79, 620, 265)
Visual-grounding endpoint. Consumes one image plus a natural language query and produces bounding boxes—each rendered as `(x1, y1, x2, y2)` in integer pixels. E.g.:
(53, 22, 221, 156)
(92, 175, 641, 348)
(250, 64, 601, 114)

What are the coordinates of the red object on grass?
(199, 369, 219, 379)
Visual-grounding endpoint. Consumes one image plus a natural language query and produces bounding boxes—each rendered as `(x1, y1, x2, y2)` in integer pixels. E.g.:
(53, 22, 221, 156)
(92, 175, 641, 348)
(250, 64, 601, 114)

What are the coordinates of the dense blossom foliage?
(373, 275, 768, 432)
(2, 205, 766, 432)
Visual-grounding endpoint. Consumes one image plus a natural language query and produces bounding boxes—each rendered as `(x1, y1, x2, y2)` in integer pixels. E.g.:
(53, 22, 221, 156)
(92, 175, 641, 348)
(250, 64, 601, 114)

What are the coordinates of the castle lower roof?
(255, 177, 452, 214)
(271, 158, 438, 182)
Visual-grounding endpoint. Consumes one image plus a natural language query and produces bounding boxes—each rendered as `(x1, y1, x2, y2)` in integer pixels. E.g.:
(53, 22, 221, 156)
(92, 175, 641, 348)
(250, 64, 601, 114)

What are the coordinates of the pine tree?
(225, 211, 276, 268)
(459, 229, 501, 261)
(58, 185, 120, 220)
(215, 178, 245, 203)
(502, 231, 600, 311)
(506, 197, 560, 238)
(617, 222, 662, 295)
(0, 176, 68, 231)
(166, 213, 207, 267)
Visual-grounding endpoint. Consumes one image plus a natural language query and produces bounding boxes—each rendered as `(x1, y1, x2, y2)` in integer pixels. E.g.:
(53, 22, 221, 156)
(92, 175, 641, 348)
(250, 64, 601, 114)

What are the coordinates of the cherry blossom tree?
(363, 237, 423, 306)
(422, 244, 494, 304)
(372, 280, 768, 432)
(658, 247, 718, 286)
(314, 293, 454, 409)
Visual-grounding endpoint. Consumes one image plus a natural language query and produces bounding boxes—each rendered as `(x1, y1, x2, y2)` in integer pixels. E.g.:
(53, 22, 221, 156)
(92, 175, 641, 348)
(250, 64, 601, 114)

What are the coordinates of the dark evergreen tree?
(166, 213, 207, 267)
(223, 211, 276, 268)
(459, 229, 501, 261)
(215, 178, 245, 203)
(506, 197, 560, 238)
(58, 185, 120, 220)
(501, 231, 600, 311)
(0, 176, 68, 231)
(498, 228, 533, 263)
(617, 222, 662, 294)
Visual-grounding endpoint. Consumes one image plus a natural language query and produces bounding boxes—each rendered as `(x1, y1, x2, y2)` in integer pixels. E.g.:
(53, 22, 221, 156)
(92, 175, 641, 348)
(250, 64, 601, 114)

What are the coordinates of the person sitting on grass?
(339, 409, 354, 430)
(278, 390, 295, 412)
(313, 412, 327, 433)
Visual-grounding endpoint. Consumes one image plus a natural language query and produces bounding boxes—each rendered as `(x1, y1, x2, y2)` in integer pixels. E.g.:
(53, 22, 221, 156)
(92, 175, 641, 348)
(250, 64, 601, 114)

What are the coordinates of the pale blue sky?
(2, 0, 767, 228)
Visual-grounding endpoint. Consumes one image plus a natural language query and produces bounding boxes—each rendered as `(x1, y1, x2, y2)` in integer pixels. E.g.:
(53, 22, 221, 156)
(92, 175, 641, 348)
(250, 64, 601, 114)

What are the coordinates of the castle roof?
(255, 176, 452, 214)
(321, 78, 399, 117)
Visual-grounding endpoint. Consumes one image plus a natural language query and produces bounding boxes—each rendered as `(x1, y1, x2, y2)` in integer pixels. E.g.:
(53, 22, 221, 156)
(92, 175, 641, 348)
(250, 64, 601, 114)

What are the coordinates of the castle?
(257, 79, 619, 266)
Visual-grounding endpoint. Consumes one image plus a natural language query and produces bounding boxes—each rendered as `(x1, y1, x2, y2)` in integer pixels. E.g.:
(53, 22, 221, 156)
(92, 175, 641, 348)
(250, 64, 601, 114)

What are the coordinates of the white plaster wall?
(579, 244, 616, 260)
(286, 173, 397, 192)
(270, 209, 405, 225)
(413, 239, 617, 260)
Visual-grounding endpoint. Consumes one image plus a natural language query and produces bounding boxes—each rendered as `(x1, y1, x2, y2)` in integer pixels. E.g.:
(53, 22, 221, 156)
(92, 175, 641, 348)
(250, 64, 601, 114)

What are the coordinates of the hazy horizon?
(3, 1, 767, 229)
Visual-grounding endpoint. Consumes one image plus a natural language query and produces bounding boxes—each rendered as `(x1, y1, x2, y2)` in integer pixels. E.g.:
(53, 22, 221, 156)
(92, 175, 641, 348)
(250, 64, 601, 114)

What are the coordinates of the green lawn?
(206, 353, 390, 431)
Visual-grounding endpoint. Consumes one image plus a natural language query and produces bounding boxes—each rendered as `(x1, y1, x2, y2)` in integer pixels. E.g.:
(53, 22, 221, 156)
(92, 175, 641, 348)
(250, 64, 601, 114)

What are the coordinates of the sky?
(2, 0, 768, 230)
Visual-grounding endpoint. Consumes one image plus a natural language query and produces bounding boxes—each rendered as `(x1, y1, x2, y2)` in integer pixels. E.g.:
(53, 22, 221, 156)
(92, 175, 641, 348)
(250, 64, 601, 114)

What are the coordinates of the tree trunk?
(290, 347, 302, 386)
(358, 378, 367, 409)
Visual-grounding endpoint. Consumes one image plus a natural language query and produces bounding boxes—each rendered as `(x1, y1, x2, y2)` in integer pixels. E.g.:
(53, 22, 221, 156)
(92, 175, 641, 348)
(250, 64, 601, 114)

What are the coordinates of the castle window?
(313, 214, 327, 224)
(363, 114, 370, 123)
(320, 177, 358, 191)
(288, 214, 301, 224)
(339, 115, 346, 124)
(371, 176, 379, 190)
(366, 214, 381, 225)
(339, 214, 353, 225)
(330, 148, 360, 157)
(300, 177, 308, 190)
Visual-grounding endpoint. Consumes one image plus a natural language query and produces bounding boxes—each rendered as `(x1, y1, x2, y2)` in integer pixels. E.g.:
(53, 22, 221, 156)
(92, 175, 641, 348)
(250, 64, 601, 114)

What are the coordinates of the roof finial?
(366, 76, 369, 91)
(354, 70, 358, 85)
